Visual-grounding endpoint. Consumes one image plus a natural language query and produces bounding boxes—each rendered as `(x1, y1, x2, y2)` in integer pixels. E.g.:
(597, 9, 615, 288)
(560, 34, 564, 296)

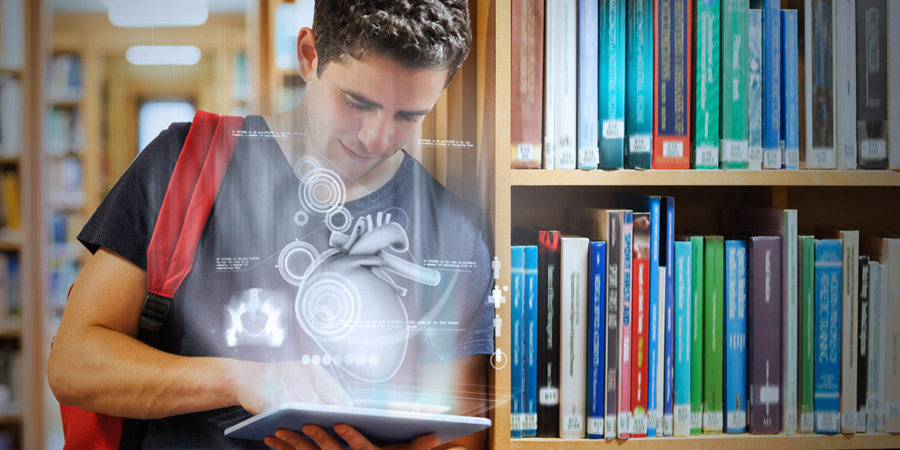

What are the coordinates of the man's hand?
(232, 361, 354, 414)
(264, 425, 438, 450)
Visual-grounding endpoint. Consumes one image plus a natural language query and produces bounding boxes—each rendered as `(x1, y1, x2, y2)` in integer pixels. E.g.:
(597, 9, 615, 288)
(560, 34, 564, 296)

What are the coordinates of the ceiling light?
(126, 46, 202, 66)
(106, 0, 208, 27)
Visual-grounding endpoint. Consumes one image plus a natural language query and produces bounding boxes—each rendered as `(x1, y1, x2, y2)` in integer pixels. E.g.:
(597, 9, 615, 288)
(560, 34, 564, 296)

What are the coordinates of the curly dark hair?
(312, 0, 472, 86)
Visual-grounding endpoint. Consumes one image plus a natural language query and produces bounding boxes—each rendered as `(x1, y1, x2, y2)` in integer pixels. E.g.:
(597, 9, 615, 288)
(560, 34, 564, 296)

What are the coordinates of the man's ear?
(296, 27, 317, 82)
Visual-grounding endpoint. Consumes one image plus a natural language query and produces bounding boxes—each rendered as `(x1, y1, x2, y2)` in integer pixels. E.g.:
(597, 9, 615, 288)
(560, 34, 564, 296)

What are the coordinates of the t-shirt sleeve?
(78, 122, 190, 270)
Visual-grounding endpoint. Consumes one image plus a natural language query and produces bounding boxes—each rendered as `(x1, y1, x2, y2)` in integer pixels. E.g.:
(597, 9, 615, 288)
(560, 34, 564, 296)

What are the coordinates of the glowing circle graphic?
(277, 241, 319, 286)
(325, 206, 352, 233)
(295, 272, 361, 343)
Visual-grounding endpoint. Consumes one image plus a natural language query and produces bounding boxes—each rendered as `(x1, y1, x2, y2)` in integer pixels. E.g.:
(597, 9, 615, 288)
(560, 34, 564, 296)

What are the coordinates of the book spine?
(748, 9, 764, 169)
(839, 230, 860, 434)
(559, 236, 589, 439)
(879, 239, 900, 432)
(674, 242, 692, 436)
(587, 242, 607, 438)
(600, 0, 627, 169)
(856, 255, 870, 433)
(798, 236, 816, 433)
(658, 266, 669, 436)
(876, 258, 888, 432)
(537, 230, 561, 437)
(577, 0, 600, 170)
(662, 197, 676, 437)
(523, 245, 539, 437)
(833, 0, 858, 170)
(703, 236, 725, 433)
(544, 0, 578, 169)
(689, 235, 705, 434)
(511, 246, 525, 438)
(693, 0, 721, 170)
(814, 239, 842, 434)
(631, 213, 651, 437)
(855, 0, 889, 169)
(724, 239, 748, 433)
(865, 261, 880, 433)
(748, 236, 784, 434)
(806, 0, 836, 169)
(782, 210, 800, 434)
(604, 212, 621, 439)
(720, 0, 750, 170)
(626, 0, 654, 169)
(781, 10, 800, 170)
(652, 0, 693, 169)
(890, 1, 900, 170)
(760, 0, 782, 169)
(510, 0, 544, 169)
(647, 200, 662, 436)
(618, 211, 634, 438)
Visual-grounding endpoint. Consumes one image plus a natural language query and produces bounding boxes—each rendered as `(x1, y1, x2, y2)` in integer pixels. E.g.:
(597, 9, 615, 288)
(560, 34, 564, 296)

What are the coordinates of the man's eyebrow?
(343, 90, 431, 117)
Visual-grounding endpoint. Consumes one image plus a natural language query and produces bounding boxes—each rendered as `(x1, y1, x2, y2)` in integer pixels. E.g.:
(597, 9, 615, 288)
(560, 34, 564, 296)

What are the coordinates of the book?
(600, 0, 627, 169)
(724, 239, 748, 433)
(0, 77, 22, 157)
(631, 213, 651, 437)
(587, 241, 607, 438)
(618, 211, 634, 438)
(652, 0, 693, 169)
(692, 0, 721, 170)
(748, 9, 764, 169)
(657, 266, 668, 436)
(865, 261, 880, 433)
(702, 236, 724, 434)
(753, 0, 782, 169)
(544, 0, 578, 169)
(0, 0, 24, 71)
(510, 0, 544, 169)
(798, 235, 816, 433)
(511, 246, 525, 438)
(673, 241, 692, 436)
(577, 0, 600, 170)
(625, 0, 655, 169)
(860, 235, 900, 433)
(662, 197, 676, 437)
(0, 171, 20, 231)
(833, 0, 858, 170)
(747, 236, 783, 434)
(856, 255, 870, 433)
(890, 0, 900, 171)
(523, 245, 539, 437)
(804, 0, 836, 169)
(814, 239, 842, 434)
(855, 0, 889, 169)
(780, 9, 800, 170)
(559, 235, 589, 438)
(816, 227, 859, 434)
(720, 0, 749, 170)
(876, 256, 888, 432)
(689, 235, 704, 434)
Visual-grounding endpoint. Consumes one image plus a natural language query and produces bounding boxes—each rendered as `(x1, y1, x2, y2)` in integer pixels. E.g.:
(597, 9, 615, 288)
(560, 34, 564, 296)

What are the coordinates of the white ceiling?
(50, 0, 249, 14)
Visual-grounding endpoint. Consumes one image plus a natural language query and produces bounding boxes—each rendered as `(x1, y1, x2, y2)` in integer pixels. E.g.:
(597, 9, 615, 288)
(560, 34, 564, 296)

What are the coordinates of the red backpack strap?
(139, 111, 244, 344)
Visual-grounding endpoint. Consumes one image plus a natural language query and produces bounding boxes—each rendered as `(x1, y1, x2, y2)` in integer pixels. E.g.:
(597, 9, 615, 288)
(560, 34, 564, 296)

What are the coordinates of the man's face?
(303, 53, 449, 182)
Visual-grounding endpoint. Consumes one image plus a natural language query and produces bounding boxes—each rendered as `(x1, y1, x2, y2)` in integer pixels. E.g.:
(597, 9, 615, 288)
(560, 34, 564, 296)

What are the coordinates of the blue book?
(673, 240, 693, 436)
(599, 0, 626, 169)
(625, 0, 654, 169)
(753, 0, 782, 169)
(511, 246, 525, 438)
(724, 239, 748, 433)
(780, 9, 799, 169)
(663, 196, 676, 436)
(748, 9, 763, 169)
(578, 0, 601, 169)
(523, 245, 539, 437)
(587, 241, 607, 438)
(814, 239, 841, 434)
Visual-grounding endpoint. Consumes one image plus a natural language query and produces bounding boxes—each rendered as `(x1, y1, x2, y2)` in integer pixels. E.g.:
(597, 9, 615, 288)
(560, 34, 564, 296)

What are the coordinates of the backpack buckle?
(138, 293, 171, 344)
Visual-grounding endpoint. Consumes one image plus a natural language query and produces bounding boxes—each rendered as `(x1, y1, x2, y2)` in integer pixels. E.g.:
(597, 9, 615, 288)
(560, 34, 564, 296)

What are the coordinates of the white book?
(889, 1, 900, 170)
(866, 261, 880, 433)
(877, 261, 888, 432)
(657, 266, 668, 436)
(544, 0, 578, 169)
(782, 210, 799, 434)
(559, 236, 589, 438)
(0, 0, 24, 70)
(833, 0, 857, 170)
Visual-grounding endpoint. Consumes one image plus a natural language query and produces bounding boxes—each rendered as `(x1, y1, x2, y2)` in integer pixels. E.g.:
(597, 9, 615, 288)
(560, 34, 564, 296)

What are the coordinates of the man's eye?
(345, 98, 370, 111)
(397, 114, 420, 124)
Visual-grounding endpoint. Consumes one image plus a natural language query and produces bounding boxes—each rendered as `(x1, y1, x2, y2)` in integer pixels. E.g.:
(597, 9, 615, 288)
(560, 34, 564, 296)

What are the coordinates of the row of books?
(510, 0, 900, 171)
(45, 107, 85, 156)
(0, 171, 19, 234)
(48, 53, 83, 104)
(0, 253, 20, 332)
(0, 0, 24, 71)
(508, 196, 900, 439)
(46, 156, 84, 211)
(0, 76, 21, 157)
(0, 344, 21, 416)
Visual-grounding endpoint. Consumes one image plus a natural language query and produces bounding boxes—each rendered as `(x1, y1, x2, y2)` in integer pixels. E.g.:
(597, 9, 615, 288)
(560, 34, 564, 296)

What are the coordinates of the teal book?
(720, 0, 749, 169)
(689, 235, 705, 434)
(780, 9, 800, 169)
(693, 0, 721, 170)
(748, 9, 764, 169)
(798, 236, 816, 433)
(703, 236, 725, 433)
(814, 239, 842, 434)
(626, 0, 654, 169)
(674, 240, 693, 436)
(724, 239, 748, 433)
(600, 0, 627, 169)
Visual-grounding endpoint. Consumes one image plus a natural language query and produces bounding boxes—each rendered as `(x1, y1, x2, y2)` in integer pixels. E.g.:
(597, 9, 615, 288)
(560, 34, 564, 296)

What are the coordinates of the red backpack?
(59, 111, 245, 450)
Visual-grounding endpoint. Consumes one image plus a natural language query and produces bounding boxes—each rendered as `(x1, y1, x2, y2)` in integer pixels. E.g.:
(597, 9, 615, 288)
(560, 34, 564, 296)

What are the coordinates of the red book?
(631, 212, 651, 437)
(652, 0, 693, 169)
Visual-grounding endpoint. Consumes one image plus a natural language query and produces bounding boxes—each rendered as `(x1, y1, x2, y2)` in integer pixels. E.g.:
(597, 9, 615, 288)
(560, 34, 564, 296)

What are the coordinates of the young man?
(47, 1, 493, 449)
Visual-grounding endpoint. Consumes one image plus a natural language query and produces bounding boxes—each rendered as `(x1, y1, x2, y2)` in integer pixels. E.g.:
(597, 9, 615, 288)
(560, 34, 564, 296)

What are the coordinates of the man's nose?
(358, 112, 393, 155)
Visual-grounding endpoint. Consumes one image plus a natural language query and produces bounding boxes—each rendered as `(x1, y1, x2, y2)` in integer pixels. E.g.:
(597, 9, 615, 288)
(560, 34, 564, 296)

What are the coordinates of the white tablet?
(224, 402, 491, 446)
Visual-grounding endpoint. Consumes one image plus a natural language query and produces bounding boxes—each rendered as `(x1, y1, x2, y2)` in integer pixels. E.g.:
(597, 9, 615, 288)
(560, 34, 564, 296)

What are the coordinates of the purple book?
(747, 236, 783, 434)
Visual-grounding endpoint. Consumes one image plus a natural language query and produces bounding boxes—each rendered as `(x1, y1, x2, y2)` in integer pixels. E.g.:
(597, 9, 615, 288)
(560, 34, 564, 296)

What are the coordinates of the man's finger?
(408, 433, 439, 450)
(334, 424, 378, 450)
(302, 424, 346, 450)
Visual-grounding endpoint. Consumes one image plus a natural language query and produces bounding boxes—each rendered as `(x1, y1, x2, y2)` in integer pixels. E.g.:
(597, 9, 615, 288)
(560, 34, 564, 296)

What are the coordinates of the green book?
(703, 235, 724, 433)
(720, 0, 749, 169)
(693, 0, 721, 169)
(689, 235, 705, 434)
(798, 235, 815, 433)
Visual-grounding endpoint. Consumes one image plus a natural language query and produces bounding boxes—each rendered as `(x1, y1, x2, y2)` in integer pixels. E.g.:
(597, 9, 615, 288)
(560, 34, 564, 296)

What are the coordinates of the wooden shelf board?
(511, 433, 900, 450)
(0, 68, 22, 76)
(0, 414, 21, 426)
(0, 329, 21, 340)
(511, 169, 900, 187)
(0, 156, 20, 166)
